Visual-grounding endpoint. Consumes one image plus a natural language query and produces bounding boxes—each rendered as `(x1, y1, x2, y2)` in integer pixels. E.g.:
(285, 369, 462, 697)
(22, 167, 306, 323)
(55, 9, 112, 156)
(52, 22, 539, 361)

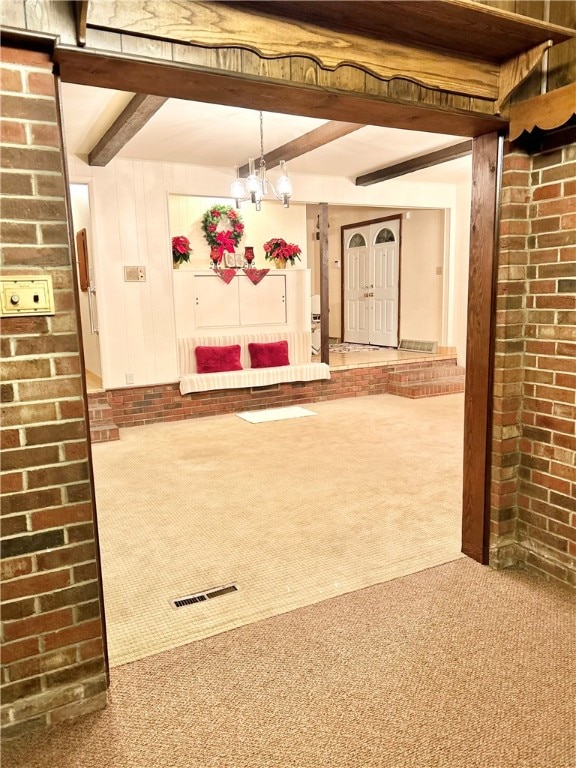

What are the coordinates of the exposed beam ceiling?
(88, 93, 168, 166)
(356, 141, 473, 186)
(238, 121, 364, 176)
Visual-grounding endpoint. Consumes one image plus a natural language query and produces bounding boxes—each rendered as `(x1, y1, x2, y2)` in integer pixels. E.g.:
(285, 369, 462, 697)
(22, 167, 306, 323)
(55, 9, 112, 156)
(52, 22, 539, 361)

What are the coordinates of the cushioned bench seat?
(178, 332, 331, 395)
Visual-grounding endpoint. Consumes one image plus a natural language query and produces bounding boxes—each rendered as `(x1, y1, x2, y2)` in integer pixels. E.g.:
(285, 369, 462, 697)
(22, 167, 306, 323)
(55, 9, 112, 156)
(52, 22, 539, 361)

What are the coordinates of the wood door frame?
(340, 214, 403, 346)
(462, 133, 503, 563)
(44, 48, 497, 571)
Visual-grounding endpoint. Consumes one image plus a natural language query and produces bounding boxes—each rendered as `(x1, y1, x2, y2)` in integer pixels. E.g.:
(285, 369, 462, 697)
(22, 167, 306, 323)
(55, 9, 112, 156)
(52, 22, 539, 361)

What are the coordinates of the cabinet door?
(194, 275, 240, 328)
(239, 274, 287, 325)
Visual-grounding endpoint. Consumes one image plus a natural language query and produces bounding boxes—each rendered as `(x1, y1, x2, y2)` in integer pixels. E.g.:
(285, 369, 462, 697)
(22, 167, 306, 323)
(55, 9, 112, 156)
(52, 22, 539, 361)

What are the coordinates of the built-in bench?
(178, 331, 331, 394)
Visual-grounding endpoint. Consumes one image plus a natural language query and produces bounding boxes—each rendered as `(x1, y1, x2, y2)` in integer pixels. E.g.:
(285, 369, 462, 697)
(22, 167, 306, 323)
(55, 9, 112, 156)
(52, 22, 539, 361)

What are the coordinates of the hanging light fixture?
(231, 111, 293, 211)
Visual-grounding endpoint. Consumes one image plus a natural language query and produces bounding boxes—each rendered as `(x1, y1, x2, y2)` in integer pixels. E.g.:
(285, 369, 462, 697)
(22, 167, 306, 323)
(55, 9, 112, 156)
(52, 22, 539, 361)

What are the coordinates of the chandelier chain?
(259, 111, 265, 170)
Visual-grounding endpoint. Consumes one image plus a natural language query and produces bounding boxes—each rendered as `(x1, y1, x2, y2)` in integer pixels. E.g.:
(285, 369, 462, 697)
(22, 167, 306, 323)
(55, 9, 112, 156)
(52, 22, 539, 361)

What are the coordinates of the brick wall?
(490, 139, 576, 587)
(0, 47, 107, 737)
(90, 359, 459, 428)
(104, 367, 392, 427)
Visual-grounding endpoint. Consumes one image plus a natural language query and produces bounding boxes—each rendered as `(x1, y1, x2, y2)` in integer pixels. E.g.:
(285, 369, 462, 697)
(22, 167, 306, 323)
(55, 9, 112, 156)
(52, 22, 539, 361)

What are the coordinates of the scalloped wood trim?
(509, 83, 576, 141)
(86, 0, 499, 99)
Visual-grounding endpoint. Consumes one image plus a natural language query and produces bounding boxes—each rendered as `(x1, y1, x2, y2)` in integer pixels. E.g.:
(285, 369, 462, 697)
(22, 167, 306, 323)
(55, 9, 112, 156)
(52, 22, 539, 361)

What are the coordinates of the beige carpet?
(91, 393, 465, 667)
(3, 559, 575, 768)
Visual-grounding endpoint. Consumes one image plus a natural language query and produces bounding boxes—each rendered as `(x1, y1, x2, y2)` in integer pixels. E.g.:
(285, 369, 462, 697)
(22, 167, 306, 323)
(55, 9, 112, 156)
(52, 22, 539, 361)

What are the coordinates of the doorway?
(69, 183, 103, 392)
(55, 54, 500, 676)
(343, 216, 400, 347)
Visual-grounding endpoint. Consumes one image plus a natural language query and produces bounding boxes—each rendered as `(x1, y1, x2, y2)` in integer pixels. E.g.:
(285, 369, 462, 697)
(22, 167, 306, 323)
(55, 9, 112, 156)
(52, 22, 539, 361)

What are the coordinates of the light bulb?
(276, 174, 292, 196)
(230, 178, 245, 199)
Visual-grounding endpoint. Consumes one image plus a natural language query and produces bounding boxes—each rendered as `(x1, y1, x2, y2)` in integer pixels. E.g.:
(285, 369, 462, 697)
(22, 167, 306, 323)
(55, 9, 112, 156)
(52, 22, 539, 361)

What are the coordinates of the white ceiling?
(61, 83, 472, 185)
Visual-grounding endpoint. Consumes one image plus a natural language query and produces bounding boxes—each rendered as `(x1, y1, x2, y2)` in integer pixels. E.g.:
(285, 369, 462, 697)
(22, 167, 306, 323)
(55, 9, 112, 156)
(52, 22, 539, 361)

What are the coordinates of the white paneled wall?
(69, 157, 179, 388)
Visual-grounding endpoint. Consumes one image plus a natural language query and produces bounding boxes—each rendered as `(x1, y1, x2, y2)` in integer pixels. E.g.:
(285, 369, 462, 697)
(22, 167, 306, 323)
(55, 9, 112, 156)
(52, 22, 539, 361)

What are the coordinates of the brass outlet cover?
(0, 275, 55, 316)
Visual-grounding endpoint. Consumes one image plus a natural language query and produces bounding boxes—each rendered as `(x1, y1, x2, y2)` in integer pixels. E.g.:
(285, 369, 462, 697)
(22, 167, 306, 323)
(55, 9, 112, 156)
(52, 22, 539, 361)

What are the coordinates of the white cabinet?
(193, 273, 286, 329)
(173, 269, 311, 338)
(239, 274, 286, 325)
(193, 275, 241, 328)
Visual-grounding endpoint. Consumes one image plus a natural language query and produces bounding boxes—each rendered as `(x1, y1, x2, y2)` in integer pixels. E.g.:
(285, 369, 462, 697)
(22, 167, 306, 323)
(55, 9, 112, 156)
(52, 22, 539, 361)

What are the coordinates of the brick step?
(389, 375, 465, 399)
(90, 423, 120, 443)
(87, 395, 120, 442)
(389, 364, 464, 384)
(87, 391, 108, 406)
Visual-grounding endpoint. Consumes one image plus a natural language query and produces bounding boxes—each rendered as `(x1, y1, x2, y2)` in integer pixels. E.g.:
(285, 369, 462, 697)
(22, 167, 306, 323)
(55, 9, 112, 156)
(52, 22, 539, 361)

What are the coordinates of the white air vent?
(398, 339, 438, 353)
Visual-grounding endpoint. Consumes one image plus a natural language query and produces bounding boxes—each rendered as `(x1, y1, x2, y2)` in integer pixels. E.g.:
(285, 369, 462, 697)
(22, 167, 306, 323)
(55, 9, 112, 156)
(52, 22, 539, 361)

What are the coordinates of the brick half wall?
(0, 47, 107, 738)
(92, 359, 462, 428)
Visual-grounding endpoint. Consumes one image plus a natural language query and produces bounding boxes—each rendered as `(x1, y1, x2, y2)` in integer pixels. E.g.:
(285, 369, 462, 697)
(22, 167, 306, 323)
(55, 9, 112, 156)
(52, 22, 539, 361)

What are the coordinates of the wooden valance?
(509, 83, 576, 141)
(86, 0, 574, 107)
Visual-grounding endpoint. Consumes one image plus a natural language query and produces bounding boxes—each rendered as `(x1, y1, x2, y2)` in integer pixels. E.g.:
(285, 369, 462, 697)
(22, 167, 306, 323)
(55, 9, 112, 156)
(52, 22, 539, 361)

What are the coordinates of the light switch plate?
(124, 266, 147, 282)
(0, 275, 55, 316)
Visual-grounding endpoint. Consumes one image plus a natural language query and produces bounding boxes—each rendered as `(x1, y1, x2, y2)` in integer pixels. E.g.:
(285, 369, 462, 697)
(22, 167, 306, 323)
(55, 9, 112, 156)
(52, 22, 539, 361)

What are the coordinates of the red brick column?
(516, 142, 576, 585)
(489, 145, 530, 568)
(1, 47, 107, 737)
(490, 138, 576, 587)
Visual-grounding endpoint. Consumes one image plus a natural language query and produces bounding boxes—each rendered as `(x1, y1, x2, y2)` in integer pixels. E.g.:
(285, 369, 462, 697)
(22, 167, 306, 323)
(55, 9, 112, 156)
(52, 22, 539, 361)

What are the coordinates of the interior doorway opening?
(55, 58, 490, 672)
(69, 182, 103, 393)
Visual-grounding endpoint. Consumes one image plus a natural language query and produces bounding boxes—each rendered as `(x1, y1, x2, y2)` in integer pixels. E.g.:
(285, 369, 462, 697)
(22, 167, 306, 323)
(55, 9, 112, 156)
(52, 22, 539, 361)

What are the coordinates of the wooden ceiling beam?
(238, 121, 363, 176)
(55, 48, 507, 137)
(88, 93, 168, 167)
(356, 141, 473, 186)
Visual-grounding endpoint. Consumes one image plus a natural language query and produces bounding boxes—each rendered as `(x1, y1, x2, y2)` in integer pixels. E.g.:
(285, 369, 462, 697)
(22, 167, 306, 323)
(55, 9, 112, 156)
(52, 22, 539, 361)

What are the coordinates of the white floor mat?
(236, 406, 318, 423)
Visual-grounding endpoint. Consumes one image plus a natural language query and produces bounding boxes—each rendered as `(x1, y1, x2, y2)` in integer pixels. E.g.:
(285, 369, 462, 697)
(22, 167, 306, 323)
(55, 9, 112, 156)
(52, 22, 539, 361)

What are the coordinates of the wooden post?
(461, 132, 502, 564)
(319, 202, 330, 364)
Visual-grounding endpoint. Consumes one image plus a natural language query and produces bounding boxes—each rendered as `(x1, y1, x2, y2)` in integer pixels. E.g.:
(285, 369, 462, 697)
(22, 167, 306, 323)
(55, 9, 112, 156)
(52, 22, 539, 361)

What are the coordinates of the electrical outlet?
(137, 267, 146, 281)
(125, 373, 134, 385)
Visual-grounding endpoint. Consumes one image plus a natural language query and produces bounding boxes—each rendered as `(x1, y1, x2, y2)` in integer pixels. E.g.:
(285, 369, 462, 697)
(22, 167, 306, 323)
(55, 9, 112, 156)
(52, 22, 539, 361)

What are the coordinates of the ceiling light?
(231, 111, 293, 211)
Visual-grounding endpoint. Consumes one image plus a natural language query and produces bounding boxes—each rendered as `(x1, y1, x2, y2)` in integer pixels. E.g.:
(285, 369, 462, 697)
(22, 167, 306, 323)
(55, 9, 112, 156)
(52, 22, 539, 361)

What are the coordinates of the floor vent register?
(398, 339, 438, 353)
(170, 584, 239, 609)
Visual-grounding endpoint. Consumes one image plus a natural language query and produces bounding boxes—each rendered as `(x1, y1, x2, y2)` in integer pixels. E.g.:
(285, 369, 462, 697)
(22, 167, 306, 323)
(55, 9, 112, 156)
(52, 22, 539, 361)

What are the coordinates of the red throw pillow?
(195, 345, 242, 374)
(248, 341, 290, 369)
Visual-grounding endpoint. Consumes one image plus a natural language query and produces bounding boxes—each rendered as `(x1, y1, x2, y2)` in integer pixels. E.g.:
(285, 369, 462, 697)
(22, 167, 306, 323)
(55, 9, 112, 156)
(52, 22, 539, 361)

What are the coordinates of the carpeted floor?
(90, 394, 464, 666)
(3, 558, 574, 768)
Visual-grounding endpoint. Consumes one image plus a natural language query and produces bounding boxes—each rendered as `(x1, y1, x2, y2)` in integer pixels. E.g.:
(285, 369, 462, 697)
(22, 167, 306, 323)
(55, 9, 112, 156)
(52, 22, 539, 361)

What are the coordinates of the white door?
(344, 220, 399, 346)
(369, 220, 399, 347)
(343, 228, 370, 343)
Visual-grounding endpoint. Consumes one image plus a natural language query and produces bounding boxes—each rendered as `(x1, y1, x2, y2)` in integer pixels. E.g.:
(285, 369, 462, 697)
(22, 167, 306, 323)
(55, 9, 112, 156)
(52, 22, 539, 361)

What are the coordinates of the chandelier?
(230, 111, 293, 211)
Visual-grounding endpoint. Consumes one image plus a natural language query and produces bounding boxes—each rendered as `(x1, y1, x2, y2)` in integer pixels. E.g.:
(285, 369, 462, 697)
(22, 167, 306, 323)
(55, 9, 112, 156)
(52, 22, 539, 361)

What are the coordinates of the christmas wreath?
(201, 204, 245, 256)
